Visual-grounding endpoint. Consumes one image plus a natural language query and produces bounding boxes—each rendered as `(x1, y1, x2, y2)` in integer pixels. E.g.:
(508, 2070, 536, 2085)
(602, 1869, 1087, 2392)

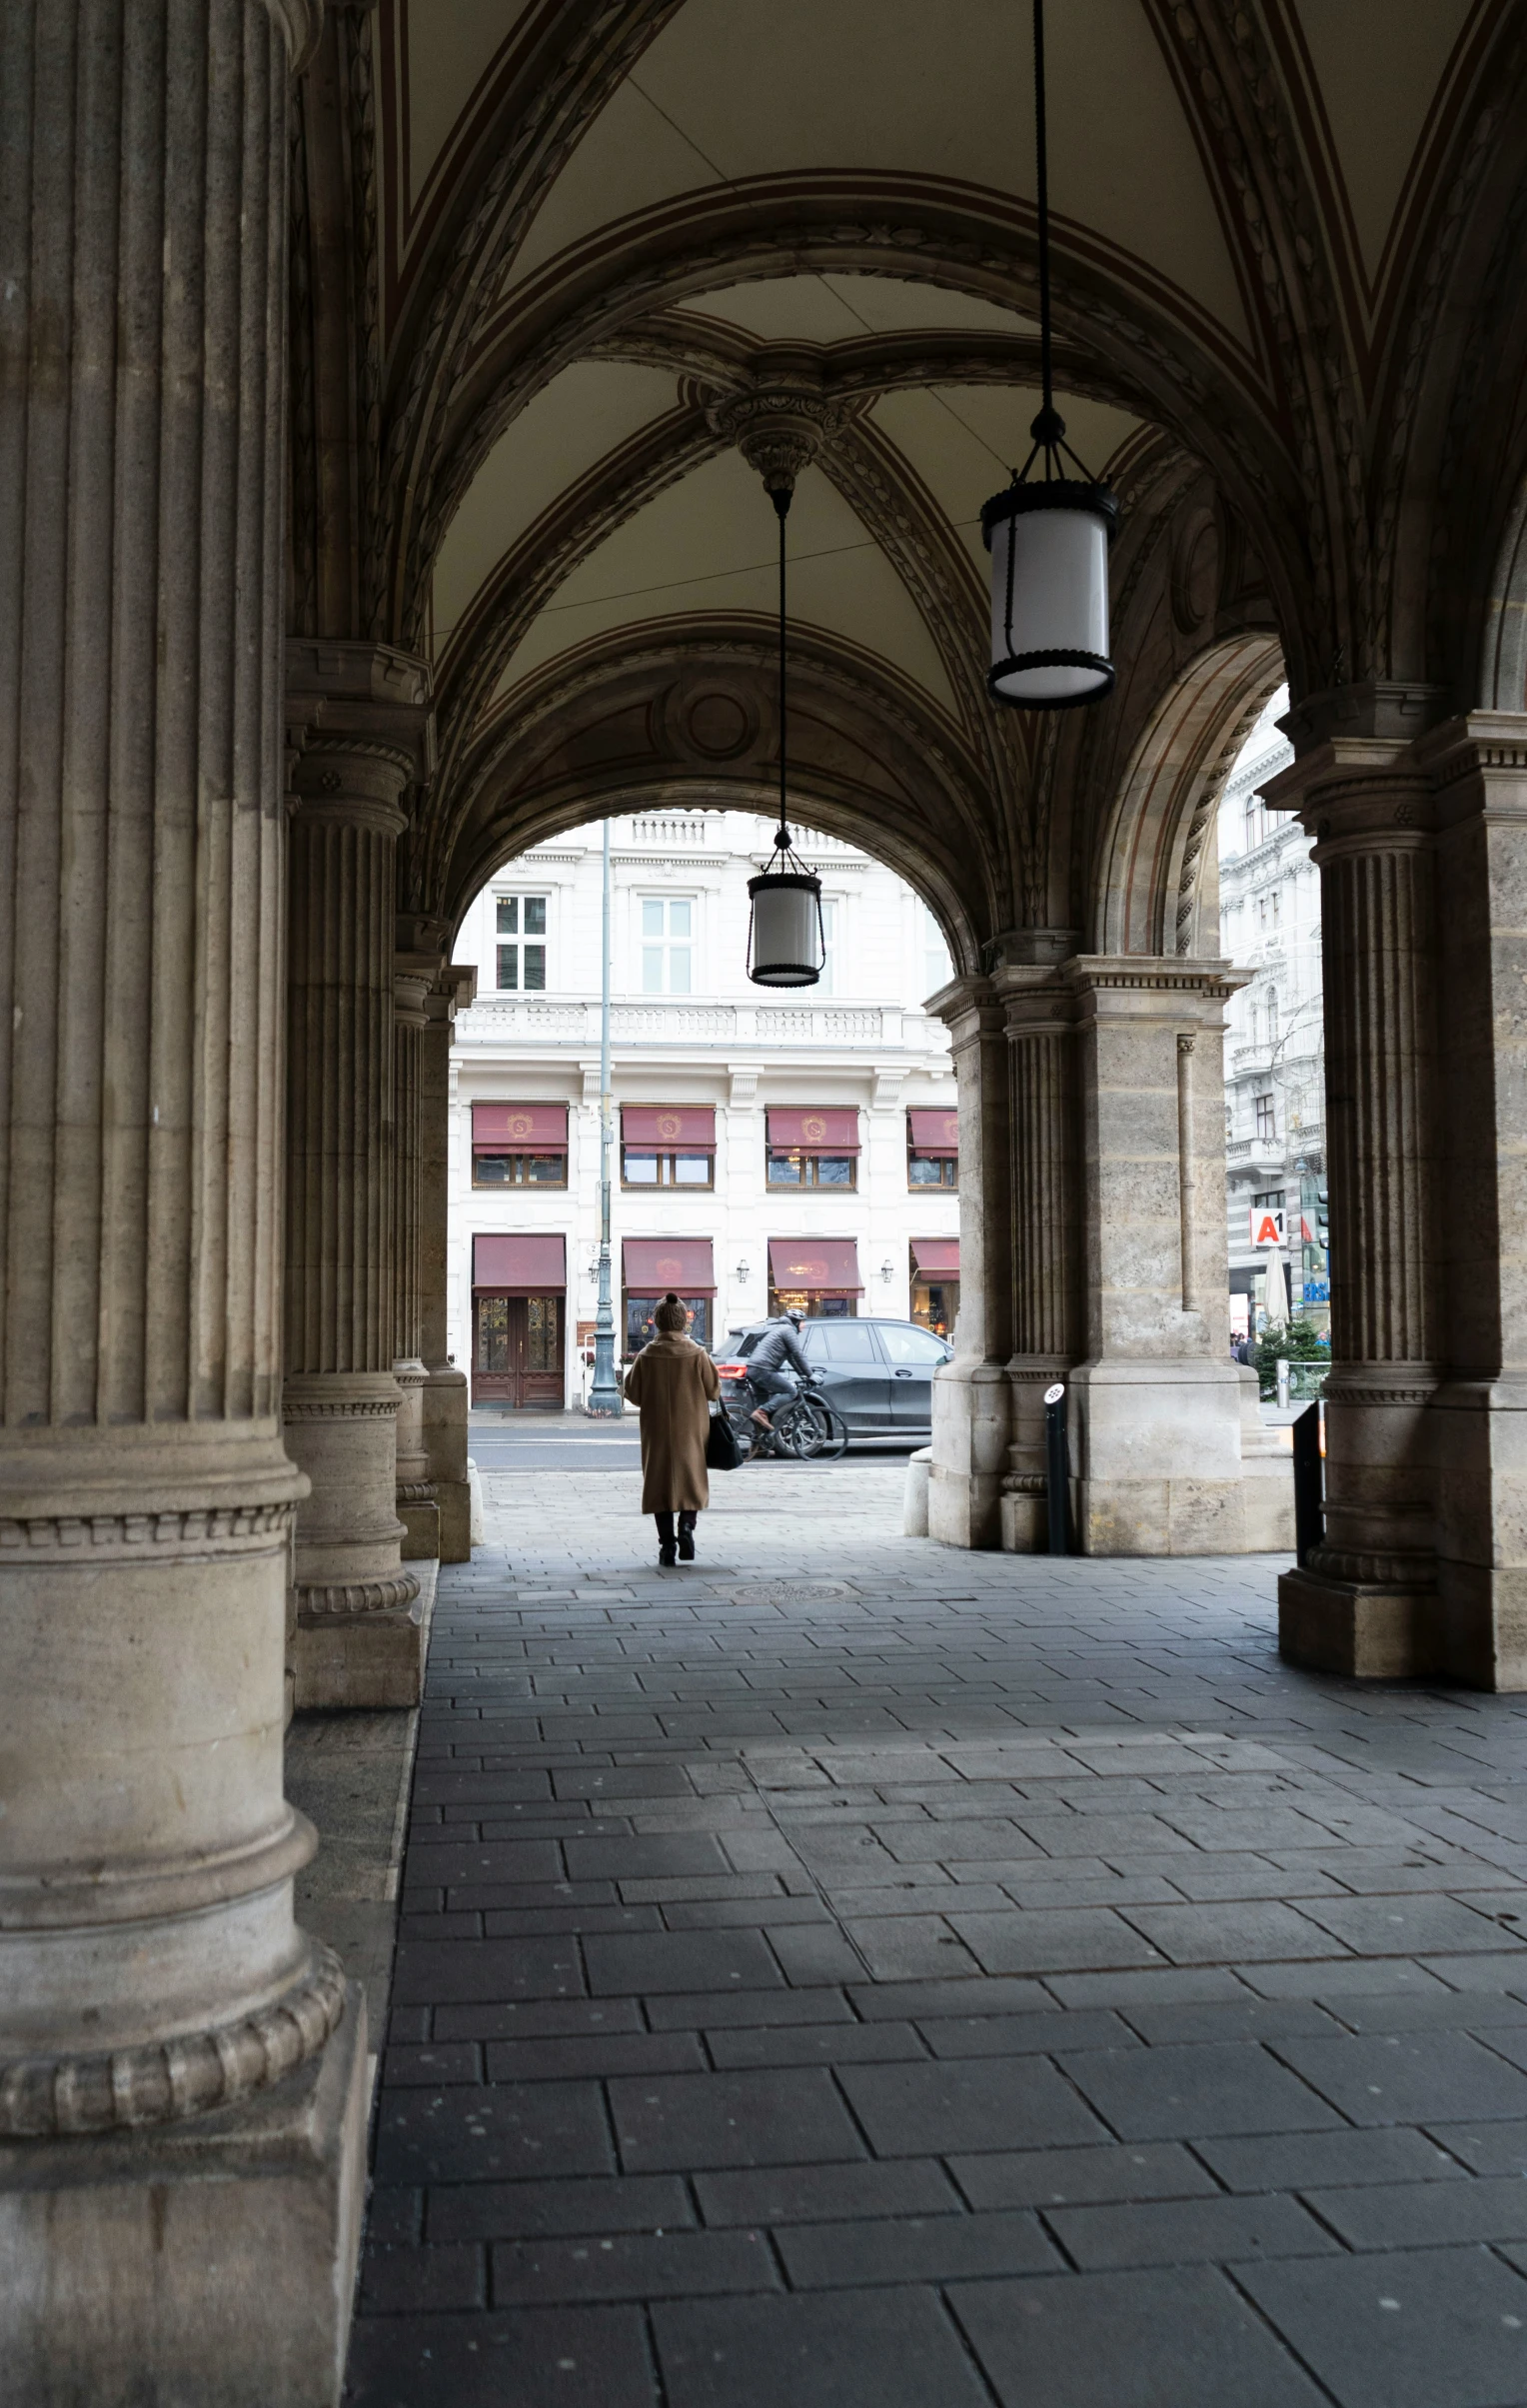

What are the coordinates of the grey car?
(715, 1317, 952, 1441)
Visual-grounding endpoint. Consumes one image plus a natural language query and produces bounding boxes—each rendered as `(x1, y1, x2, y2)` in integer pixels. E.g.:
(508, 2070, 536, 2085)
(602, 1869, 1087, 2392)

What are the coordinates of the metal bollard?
(1276, 1356, 1290, 1410)
(1292, 1400, 1323, 1565)
(1044, 1381, 1070, 1556)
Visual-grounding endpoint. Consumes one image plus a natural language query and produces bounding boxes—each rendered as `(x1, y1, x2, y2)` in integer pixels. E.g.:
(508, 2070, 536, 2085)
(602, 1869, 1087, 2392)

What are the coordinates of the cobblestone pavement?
(346, 1460, 1527, 2407)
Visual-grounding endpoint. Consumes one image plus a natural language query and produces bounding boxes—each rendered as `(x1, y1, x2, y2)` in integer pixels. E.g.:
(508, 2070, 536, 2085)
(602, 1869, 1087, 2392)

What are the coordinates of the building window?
(641, 897, 693, 994)
(621, 1149, 714, 1189)
(907, 1153, 957, 1190)
(766, 1150, 857, 1190)
(497, 894, 547, 991)
(922, 905, 952, 1000)
(1255, 1093, 1276, 1141)
(1253, 1188, 1285, 1211)
(473, 1152, 567, 1189)
(626, 1294, 711, 1351)
(817, 897, 837, 997)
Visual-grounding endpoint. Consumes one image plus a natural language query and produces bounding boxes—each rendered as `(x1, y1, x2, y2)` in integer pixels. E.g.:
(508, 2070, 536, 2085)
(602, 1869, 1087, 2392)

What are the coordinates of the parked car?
(713, 1317, 952, 1441)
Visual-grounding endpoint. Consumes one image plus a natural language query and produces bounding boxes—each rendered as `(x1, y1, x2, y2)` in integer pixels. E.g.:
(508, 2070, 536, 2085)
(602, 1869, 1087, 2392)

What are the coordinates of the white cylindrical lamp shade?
(748, 869, 824, 987)
(982, 479, 1118, 707)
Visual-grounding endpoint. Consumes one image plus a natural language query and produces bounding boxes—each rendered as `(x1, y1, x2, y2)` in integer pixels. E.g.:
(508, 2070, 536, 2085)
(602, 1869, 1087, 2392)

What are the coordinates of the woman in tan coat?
(623, 1293, 722, 1565)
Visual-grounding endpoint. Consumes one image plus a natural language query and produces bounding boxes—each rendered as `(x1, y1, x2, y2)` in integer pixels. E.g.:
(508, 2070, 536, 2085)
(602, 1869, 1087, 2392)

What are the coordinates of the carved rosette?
(707, 372, 843, 496)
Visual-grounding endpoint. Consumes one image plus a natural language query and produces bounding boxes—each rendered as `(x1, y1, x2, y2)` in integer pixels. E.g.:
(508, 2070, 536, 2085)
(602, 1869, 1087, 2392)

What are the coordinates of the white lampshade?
(983, 480, 1117, 708)
(748, 869, 824, 987)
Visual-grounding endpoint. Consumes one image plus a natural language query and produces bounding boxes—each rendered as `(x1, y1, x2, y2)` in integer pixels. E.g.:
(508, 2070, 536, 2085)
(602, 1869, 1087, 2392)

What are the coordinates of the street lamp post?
(588, 815, 622, 1416)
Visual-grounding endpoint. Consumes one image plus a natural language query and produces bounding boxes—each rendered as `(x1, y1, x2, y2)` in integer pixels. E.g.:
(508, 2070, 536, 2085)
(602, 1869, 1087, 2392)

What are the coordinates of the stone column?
(394, 927, 443, 1560)
(284, 641, 430, 1708)
(0, 1, 366, 2394)
(1270, 705, 1445, 1674)
(992, 957, 1082, 1548)
(1422, 714, 1527, 1686)
(421, 964, 477, 1560)
(1066, 957, 1258, 1552)
(926, 977, 1012, 1547)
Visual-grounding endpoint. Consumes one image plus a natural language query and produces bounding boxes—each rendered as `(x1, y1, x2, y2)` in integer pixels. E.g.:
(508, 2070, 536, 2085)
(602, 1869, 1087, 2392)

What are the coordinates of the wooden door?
(473, 1292, 564, 1406)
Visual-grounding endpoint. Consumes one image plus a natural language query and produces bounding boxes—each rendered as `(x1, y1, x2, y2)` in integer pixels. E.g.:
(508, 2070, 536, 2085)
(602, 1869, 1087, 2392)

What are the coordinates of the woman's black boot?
(655, 1511, 678, 1568)
(678, 1511, 697, 1562)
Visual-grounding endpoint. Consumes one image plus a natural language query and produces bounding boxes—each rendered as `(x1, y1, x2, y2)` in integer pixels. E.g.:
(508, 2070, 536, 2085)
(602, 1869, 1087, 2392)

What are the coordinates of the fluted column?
(394, 930, 441, 1559)
(0, 1, 366, 2394)
(1270, 700, 1445, 1674)
(993, 958, 1082, 1547)
(283, 641, 429, 1708)
(421, 963, 477, 1560)
(925, 975, 1011, 1547)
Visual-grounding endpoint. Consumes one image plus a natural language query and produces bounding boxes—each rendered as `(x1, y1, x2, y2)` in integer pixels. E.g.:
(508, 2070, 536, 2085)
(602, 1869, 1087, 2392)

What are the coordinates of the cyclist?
(746, 1307, 811, 1432)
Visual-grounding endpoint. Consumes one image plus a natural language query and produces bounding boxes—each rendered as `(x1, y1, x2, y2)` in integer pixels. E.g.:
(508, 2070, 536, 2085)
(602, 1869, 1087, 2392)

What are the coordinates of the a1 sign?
(1250, 1207, 1286, 1247)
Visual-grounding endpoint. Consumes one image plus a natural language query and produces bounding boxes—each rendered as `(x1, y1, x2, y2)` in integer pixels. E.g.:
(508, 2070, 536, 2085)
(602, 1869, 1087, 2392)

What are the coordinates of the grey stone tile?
(778, 2207, 1060, 2288)
(1046, 2191, 1338, 2269)
(1427, 2121, 1527, 2174)
(563, 1834, 733, 1881)
(838, 1916, 983, 1980)
(1118, 1997, 1339, 2046)
(374, 2083, 613, 2187)
(707, 2021, 925, 2069)
(837, 2056, 1107, 2155)
(1297, 1894, 1526, 1956)
(584, 1928, 783, 1996)
(428, 2174, 695, 2243)
(1240, 2245, 1527, 2408)
(1060, 2042, 1342, 2140)
(609, 2066, 866, 2171)
(1119, 1900, 1340, 1964)
(1309, 2175, 1527, 2250)
(921, 2009, 1135, 2057)
(344, 2303, 657, 2408)
(1194, 2127, 1467, 2193)
(401, 1839, 564, 1889)
(653, 2288, 994, 2408)
(1324, 1989, 1527, 2034)
(382, 2043, 483, 2087)
(948, 1907, 1166, 1975)
(483, 2032, 704, 2083)
(391, 1936, 583, 2007)
(644, 1986, 853, 2031)
(848, 1975, 1052, 2021)
(950, 2140, 1218, 2211)
(877, 1819, 1042, 1863)
(950, 2266, 1326, 2407)
(1239, 1956, 1451, 2000)
(434, 1998, 643, 2044)
(1272, 2031, 1527, 2125)
(765, 1923, 867, 1985)
(695, 2158, 961, 2226)
(360, 2240, 486, 2315)
(1017, 1814, 1197, 1857)
(492, 2227, 777, 2305)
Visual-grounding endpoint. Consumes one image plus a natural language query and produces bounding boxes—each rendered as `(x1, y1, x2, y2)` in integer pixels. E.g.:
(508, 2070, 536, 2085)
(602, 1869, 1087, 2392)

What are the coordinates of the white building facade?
(1217, 690, 1329, 1335)
(447, 809, 960, 1406)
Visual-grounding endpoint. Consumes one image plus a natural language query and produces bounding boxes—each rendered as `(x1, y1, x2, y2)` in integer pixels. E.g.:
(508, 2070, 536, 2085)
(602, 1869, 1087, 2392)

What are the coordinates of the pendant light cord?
(1033, 0, 1053, 434)
(772, 486, 791, 852)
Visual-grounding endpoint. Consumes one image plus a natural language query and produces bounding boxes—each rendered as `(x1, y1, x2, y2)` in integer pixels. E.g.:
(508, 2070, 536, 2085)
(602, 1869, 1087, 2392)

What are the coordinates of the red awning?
(473, 1103, 568, 1154)
(473, 1232, 567, 1290)
(621, 1106, 717, 1153)
(910, 1236, 961, 1277)
(622, 1238, 716, 1295)
(907, 1108, 959, 1158)
(765, 1109, 860, 1155)
(767, 1237, 863, 1294)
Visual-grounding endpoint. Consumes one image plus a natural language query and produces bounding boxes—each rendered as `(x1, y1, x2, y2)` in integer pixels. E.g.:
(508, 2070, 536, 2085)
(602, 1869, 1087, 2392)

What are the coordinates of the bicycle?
(727, 1378, 848, 1463)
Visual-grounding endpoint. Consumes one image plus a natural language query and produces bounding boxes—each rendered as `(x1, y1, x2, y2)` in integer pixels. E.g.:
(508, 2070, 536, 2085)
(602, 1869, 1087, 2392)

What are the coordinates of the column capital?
(1278, 680, 1451, 755)
(286, 638, 435, 813)
(991, 958, 1073, 1035)
(924, 973, 1002, 1049)
(1063, 956, 1250, 1021)
(426, 962, 477, 1028)
(1415, 711, 1527, 831)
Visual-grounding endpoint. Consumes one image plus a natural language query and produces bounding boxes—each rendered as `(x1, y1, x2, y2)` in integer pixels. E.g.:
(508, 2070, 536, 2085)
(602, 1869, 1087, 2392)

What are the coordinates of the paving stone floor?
(344, 1458, 1527, 2407)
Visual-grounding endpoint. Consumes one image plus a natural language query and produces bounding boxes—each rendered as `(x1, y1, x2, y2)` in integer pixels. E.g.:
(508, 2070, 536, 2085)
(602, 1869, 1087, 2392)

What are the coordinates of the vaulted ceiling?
(291, 1, 1527, 946)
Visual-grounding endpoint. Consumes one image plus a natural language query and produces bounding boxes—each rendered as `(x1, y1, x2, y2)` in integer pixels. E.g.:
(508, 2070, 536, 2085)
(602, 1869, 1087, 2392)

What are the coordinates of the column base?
(422, 1366, 471, 1563)
(435, 1478, 472, 1563)
(1078, 1474, 1249, 1555)
(0, 1983, 367, 2407)
(1279, 1564, 1443, 1679)
(927, 1363, 1009, 1549)
(398, 1488, 440, 1560)
(293, 1601, 425, 1711)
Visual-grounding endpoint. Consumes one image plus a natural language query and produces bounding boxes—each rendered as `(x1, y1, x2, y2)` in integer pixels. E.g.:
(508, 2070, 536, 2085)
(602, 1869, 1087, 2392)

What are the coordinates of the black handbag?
(706, 1409, 743, 1471)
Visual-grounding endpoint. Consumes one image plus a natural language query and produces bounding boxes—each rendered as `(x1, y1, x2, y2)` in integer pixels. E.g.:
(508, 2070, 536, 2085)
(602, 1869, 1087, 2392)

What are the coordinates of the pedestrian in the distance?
(623, 1292, 721, 1566)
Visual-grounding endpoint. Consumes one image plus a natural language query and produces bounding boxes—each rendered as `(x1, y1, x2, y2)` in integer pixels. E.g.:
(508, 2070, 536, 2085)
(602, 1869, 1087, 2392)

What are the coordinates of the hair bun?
(663, 1290, 680, 1303)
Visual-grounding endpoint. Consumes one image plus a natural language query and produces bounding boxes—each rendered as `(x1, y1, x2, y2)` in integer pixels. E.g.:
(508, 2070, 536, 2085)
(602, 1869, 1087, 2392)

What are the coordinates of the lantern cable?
(1012, 0, 1096, 490)
(773, 484, 791, 857)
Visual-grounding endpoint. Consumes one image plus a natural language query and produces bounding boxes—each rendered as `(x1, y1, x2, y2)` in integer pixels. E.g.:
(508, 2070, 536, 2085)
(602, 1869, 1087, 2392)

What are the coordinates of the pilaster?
(1065, 956, 1256, 1553)
(283, 641, 431, 1707)
(924, 976, 1011, 1547)
(422, 963, 477, 1560)
(992, 961, 1081, 1548)
(394, 922, 445, 1561)
(0, 1, 363, 2394)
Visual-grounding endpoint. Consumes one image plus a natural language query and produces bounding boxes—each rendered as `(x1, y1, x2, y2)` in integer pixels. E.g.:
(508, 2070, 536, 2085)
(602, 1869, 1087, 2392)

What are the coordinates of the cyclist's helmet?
(785, 1307, 804, 1327)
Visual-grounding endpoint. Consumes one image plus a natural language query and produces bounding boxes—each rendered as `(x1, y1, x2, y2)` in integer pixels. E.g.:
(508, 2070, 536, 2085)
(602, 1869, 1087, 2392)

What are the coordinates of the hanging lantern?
(982, 0, 1119, 712)
(747, 476, 825, 987)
